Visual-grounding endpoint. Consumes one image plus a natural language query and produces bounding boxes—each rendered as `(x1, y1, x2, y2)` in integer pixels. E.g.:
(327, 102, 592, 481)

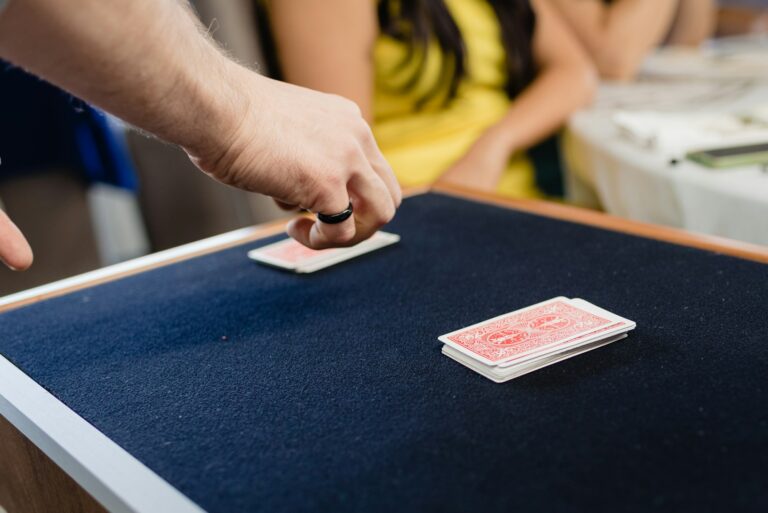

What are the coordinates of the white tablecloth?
(564, 44, 768, 247)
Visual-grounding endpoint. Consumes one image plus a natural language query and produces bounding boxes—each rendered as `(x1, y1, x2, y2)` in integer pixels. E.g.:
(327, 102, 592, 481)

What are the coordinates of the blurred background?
(1, 0, 767, 295)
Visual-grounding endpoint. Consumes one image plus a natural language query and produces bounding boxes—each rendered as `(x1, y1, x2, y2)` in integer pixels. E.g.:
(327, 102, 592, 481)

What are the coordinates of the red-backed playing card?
(248, 231, 400, 273)
(258, 240, 329, 265)
(438, 297, 618, 366)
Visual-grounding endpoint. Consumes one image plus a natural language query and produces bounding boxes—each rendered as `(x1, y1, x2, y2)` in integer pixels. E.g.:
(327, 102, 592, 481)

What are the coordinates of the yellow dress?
(372, 0, 539, 198)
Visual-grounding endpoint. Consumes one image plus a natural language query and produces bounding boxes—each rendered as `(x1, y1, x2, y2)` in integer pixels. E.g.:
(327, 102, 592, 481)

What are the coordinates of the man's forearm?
(0, 0, 401, 256)
(0, 0, 245, 157)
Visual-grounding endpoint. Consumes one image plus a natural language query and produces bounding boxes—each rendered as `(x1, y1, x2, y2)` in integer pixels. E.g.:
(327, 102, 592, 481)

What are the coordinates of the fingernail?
(0, 256, 17, 271)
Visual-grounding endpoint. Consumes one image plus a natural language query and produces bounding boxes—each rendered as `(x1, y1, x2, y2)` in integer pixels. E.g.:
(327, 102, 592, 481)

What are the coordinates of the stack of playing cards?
(439, 297, 635, 382)
(248, 231, 400, 273)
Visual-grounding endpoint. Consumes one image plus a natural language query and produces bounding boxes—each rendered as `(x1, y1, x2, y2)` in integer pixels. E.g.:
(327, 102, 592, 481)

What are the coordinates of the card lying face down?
(439, 297, 636, 382)
(248, 231, 400, 273)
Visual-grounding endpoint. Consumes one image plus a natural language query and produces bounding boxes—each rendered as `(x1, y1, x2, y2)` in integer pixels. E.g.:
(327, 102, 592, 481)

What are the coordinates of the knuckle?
(353, 120, 372, 140)
(342, 97, 363, 117)
(330, 94, 362, 117)
(338, 141, 363, 166)
(373, 204, 395, 226)
(383, 206, 396, 224)
(330, 223, 356, 244)
(393, 188, 403, 207)
(292, 162, 318, 192)
(311, 179, 347, 214)
(292, 174, 320, 209)
(321, 171, 346, 194)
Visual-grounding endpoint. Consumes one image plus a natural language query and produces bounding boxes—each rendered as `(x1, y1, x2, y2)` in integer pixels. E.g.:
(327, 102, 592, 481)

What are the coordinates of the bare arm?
(665, 0, 716, 46)
(226, 0, 386, 225)
(0, 0, 240, 163)
(265, 0, 377, 121)
(549, 0, 680, 80)
(716, 6, 768, 37)
(0, 0, 400, 268)
(439, 0, 597, 191)
(483, 0, 596, 159)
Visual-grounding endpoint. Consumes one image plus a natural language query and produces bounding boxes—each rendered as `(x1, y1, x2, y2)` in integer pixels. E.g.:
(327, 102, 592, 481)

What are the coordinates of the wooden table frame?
(3, 184, 767, 317)
(1, 185, 766, 513)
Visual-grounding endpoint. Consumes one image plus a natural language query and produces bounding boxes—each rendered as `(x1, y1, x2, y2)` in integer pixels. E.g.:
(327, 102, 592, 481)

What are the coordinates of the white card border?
(442, 333, 628, 383)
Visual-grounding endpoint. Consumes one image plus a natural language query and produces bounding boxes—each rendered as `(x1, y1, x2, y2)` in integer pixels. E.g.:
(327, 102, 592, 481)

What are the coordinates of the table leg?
(0, 414, 107, 513)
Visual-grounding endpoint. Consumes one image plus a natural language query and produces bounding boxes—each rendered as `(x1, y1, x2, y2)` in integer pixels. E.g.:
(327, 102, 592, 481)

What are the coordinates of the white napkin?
(612, 110, 768, 156)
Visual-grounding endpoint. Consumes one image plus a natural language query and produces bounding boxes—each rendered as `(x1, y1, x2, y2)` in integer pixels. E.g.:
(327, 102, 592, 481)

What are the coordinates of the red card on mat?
(248, 231, 400, 273)
(438, 297, 617, 366)
(258, 240, 329, 265)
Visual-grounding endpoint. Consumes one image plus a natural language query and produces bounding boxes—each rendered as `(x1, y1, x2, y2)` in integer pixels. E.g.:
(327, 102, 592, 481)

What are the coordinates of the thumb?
(0, 209, 33, 271)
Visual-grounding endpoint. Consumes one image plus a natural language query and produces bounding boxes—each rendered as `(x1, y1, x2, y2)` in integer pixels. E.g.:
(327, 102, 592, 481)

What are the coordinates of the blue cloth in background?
(0, 62, 137, 190)
(0, 193, 767, 513)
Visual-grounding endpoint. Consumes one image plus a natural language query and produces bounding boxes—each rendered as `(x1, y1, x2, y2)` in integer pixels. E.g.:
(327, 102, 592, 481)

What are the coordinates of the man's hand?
(0, 209, 33, 271)
(0, 0, 402, 270)
(188, 71, 401, 250)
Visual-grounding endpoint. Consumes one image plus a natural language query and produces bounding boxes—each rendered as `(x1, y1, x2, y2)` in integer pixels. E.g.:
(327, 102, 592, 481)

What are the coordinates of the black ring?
(317, 202, 353, 224)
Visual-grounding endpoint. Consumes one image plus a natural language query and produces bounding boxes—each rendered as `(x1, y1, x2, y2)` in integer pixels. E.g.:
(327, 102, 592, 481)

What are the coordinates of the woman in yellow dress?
(261, 0, 595, 199)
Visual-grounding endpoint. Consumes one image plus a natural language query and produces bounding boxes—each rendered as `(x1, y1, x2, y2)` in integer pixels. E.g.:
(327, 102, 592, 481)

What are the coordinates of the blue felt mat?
(1, 193, 767, 513)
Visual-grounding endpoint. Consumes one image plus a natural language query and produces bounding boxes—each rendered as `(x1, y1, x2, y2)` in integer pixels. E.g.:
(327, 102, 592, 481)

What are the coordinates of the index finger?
(0, 209, 33, 271)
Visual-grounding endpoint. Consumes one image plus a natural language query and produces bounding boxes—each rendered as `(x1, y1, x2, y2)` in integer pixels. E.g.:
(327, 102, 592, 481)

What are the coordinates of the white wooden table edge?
(0, 226, 270, 513)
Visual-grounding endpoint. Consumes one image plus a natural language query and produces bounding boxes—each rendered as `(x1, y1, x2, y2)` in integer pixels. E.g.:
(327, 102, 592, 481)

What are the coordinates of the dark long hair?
(257, 0, 537, 106)
(377, 0, 537, 106)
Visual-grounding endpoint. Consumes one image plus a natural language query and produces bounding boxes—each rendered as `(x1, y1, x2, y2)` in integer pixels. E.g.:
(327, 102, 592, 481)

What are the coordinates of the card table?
(1, 185, 767, 513)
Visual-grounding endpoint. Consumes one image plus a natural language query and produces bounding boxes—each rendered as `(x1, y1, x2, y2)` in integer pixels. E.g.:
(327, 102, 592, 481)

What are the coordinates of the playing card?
(439, 297, 636, 382)
(438, 297, 621, 366)
(248, 231, 400, 273)
(496, 299, 635, 368)
(494, 322, 628, 368)
(442, 333, 628, 383)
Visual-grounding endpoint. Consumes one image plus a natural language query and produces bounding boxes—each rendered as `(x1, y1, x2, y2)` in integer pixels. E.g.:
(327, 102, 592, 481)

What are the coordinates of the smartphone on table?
(686, 142, 768, 169)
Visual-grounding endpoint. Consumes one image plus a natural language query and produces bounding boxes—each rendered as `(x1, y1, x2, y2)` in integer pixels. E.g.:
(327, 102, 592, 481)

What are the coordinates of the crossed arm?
(549, 0, 715, 80)
(716, 6, 768, 37)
